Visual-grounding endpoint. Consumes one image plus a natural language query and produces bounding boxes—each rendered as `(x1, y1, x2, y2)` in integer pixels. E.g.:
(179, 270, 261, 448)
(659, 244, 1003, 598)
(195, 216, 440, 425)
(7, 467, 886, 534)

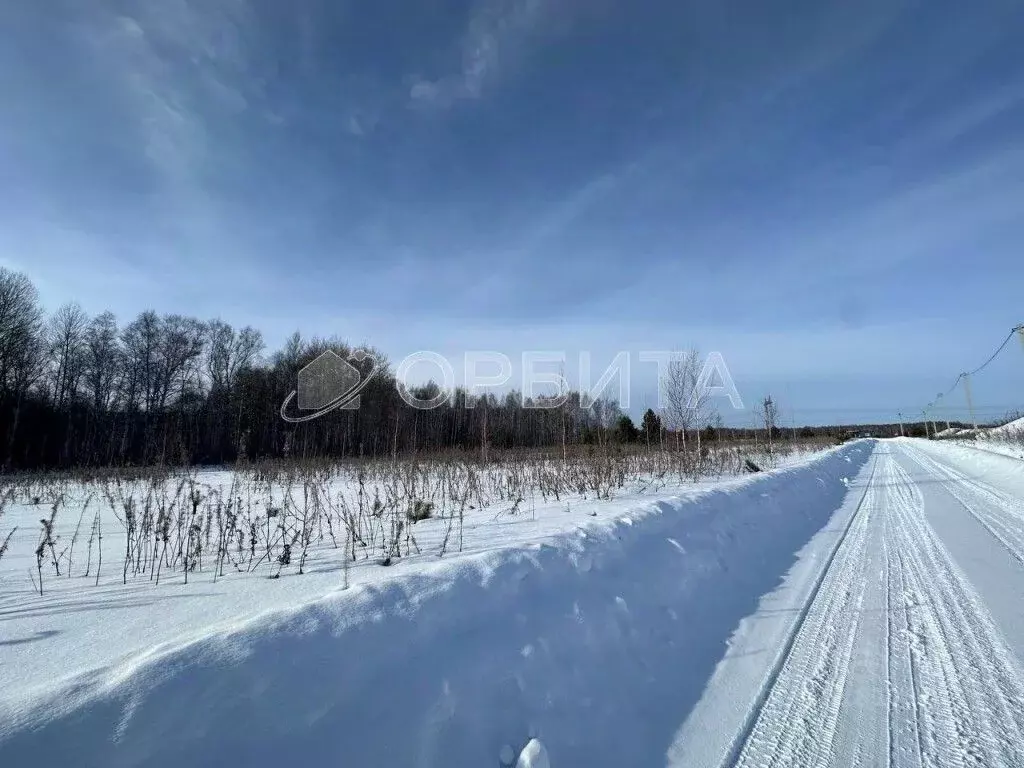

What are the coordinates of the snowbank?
(939, 416, 1024, 461)
(0, 442, 873, 767)
(990, 416, 1024, 437)
(904, 437, 1024, 485)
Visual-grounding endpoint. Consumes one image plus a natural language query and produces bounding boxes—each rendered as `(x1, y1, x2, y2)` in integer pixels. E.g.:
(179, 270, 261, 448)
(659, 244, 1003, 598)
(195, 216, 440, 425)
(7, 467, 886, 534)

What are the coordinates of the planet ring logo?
(279, 350, 381, 423)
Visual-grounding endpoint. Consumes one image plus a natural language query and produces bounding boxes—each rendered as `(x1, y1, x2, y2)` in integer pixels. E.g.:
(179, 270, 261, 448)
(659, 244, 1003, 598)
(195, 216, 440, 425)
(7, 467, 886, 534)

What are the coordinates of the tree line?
(1, 268, 700, 470)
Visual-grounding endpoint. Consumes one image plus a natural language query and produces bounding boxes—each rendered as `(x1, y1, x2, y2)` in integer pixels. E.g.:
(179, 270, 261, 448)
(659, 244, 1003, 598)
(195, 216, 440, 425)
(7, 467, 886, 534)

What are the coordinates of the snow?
(668, 438, 1024, 766)
(0, 448, 821, 719)
(0, 442, 867, 765)
(990, 415, 1024, 437)
(726, 441, 1024, 766)
(5, 437, 1024, 766)
(932, 414, 1024, 461)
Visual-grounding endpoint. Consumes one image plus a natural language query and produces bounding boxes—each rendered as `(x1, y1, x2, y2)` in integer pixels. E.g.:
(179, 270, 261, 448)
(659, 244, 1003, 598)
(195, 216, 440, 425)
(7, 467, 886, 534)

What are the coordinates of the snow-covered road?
(3, 439, 1024, 767)
(687, 440, 1024, 768)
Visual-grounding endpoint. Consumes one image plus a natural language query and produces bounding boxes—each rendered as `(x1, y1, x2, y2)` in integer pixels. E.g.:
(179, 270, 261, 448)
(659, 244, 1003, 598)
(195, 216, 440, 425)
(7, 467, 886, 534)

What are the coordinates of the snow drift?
(990, 416, 1024, 437)
(0, 442, 872, 768)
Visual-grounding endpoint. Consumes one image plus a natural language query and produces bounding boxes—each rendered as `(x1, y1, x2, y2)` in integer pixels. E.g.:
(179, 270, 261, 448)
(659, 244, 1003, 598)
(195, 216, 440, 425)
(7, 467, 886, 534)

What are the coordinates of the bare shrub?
(2, 436, 829, 591)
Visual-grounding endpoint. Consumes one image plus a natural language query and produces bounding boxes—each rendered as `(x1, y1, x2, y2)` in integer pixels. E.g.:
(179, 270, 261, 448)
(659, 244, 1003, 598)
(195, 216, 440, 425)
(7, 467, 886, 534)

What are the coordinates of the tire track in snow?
(885, 452, 1024, 766)
(724, 444, 1024, 767)
(901, 443, 1024, 568)
(885, 511, 925, 768)
(727, 455, 882, 768)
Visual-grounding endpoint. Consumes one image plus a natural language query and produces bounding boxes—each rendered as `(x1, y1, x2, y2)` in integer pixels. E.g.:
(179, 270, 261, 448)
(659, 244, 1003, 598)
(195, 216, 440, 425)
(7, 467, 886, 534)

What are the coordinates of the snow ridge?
(0, 443, 872, 767)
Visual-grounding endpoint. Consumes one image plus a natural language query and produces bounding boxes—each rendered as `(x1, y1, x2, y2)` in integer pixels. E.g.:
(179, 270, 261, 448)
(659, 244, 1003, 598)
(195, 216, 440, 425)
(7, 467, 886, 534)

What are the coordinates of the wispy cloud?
(5, 0, 1023, 422)
(80, 1, 254, 193)
(515, 164, 636, 257)
(409, 0, 547, 108)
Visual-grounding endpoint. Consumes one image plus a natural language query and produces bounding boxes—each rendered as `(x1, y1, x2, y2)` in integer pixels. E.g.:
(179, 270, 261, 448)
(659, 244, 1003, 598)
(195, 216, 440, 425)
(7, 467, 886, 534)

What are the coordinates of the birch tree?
(662, 348, 711, 451)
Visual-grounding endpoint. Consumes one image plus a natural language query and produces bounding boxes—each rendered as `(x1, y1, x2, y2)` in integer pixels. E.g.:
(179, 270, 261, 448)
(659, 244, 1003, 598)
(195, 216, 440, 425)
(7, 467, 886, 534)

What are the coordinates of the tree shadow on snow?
(0, 629, 60, 647)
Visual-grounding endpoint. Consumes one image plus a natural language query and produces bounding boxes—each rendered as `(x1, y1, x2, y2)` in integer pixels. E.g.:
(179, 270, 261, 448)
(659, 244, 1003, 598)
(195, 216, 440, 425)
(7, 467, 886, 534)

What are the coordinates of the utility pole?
(936, 393, 950, 431)
(962, 372, 978, 431)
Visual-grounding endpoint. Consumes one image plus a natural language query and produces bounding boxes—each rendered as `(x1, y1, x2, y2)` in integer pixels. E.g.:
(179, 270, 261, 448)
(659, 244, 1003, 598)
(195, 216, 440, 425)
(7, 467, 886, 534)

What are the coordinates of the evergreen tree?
(641, 408, 662, 444)
(615, 414, 639, 443)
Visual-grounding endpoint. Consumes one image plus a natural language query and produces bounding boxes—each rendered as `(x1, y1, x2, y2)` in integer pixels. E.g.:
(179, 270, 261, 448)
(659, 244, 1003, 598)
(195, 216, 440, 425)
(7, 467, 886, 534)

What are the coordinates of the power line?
(922, 324, 1023, 427)
(941, 326, 1021, 398)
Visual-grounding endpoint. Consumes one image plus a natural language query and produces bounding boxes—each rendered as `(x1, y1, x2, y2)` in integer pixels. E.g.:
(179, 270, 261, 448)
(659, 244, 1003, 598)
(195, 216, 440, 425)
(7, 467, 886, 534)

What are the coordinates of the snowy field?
(973, 416, 1024, 461)
(933, 415, 1024, 461)
(3, 438, 1024, 766)
(0, 446, 818, 717)
(989, 415, 1024, 438)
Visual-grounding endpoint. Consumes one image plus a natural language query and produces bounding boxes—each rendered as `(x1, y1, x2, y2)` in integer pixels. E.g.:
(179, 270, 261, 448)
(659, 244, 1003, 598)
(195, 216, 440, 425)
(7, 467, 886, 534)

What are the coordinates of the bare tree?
(205, 320, 264, 393)
(273, 331, 304, 372)
(121, 310, 162, 411)
(0, 267, 44, 396)
(84, 311, 121, 411)
(662, 349, 711, 451)
(47, 302, 89, 408)
(0, 269, 45, 466)
(156, 314, 205, 409)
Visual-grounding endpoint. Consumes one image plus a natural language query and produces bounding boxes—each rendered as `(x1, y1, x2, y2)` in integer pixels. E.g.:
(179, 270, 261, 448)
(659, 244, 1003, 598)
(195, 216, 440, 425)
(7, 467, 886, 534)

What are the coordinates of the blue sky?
(2, 0, 1023, 425)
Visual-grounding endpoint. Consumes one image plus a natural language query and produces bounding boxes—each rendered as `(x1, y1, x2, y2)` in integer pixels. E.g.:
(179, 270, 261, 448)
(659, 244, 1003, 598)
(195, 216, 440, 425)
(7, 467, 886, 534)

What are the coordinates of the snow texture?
(990, 416, 1024, 437)
(0, 443, 868, 766)
(5, 438, 1024, 767)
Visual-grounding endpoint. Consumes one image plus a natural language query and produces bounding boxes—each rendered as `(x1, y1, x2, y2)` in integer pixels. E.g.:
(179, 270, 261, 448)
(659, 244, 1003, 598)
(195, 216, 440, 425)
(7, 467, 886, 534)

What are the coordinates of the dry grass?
(0, 439, 832, 589)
